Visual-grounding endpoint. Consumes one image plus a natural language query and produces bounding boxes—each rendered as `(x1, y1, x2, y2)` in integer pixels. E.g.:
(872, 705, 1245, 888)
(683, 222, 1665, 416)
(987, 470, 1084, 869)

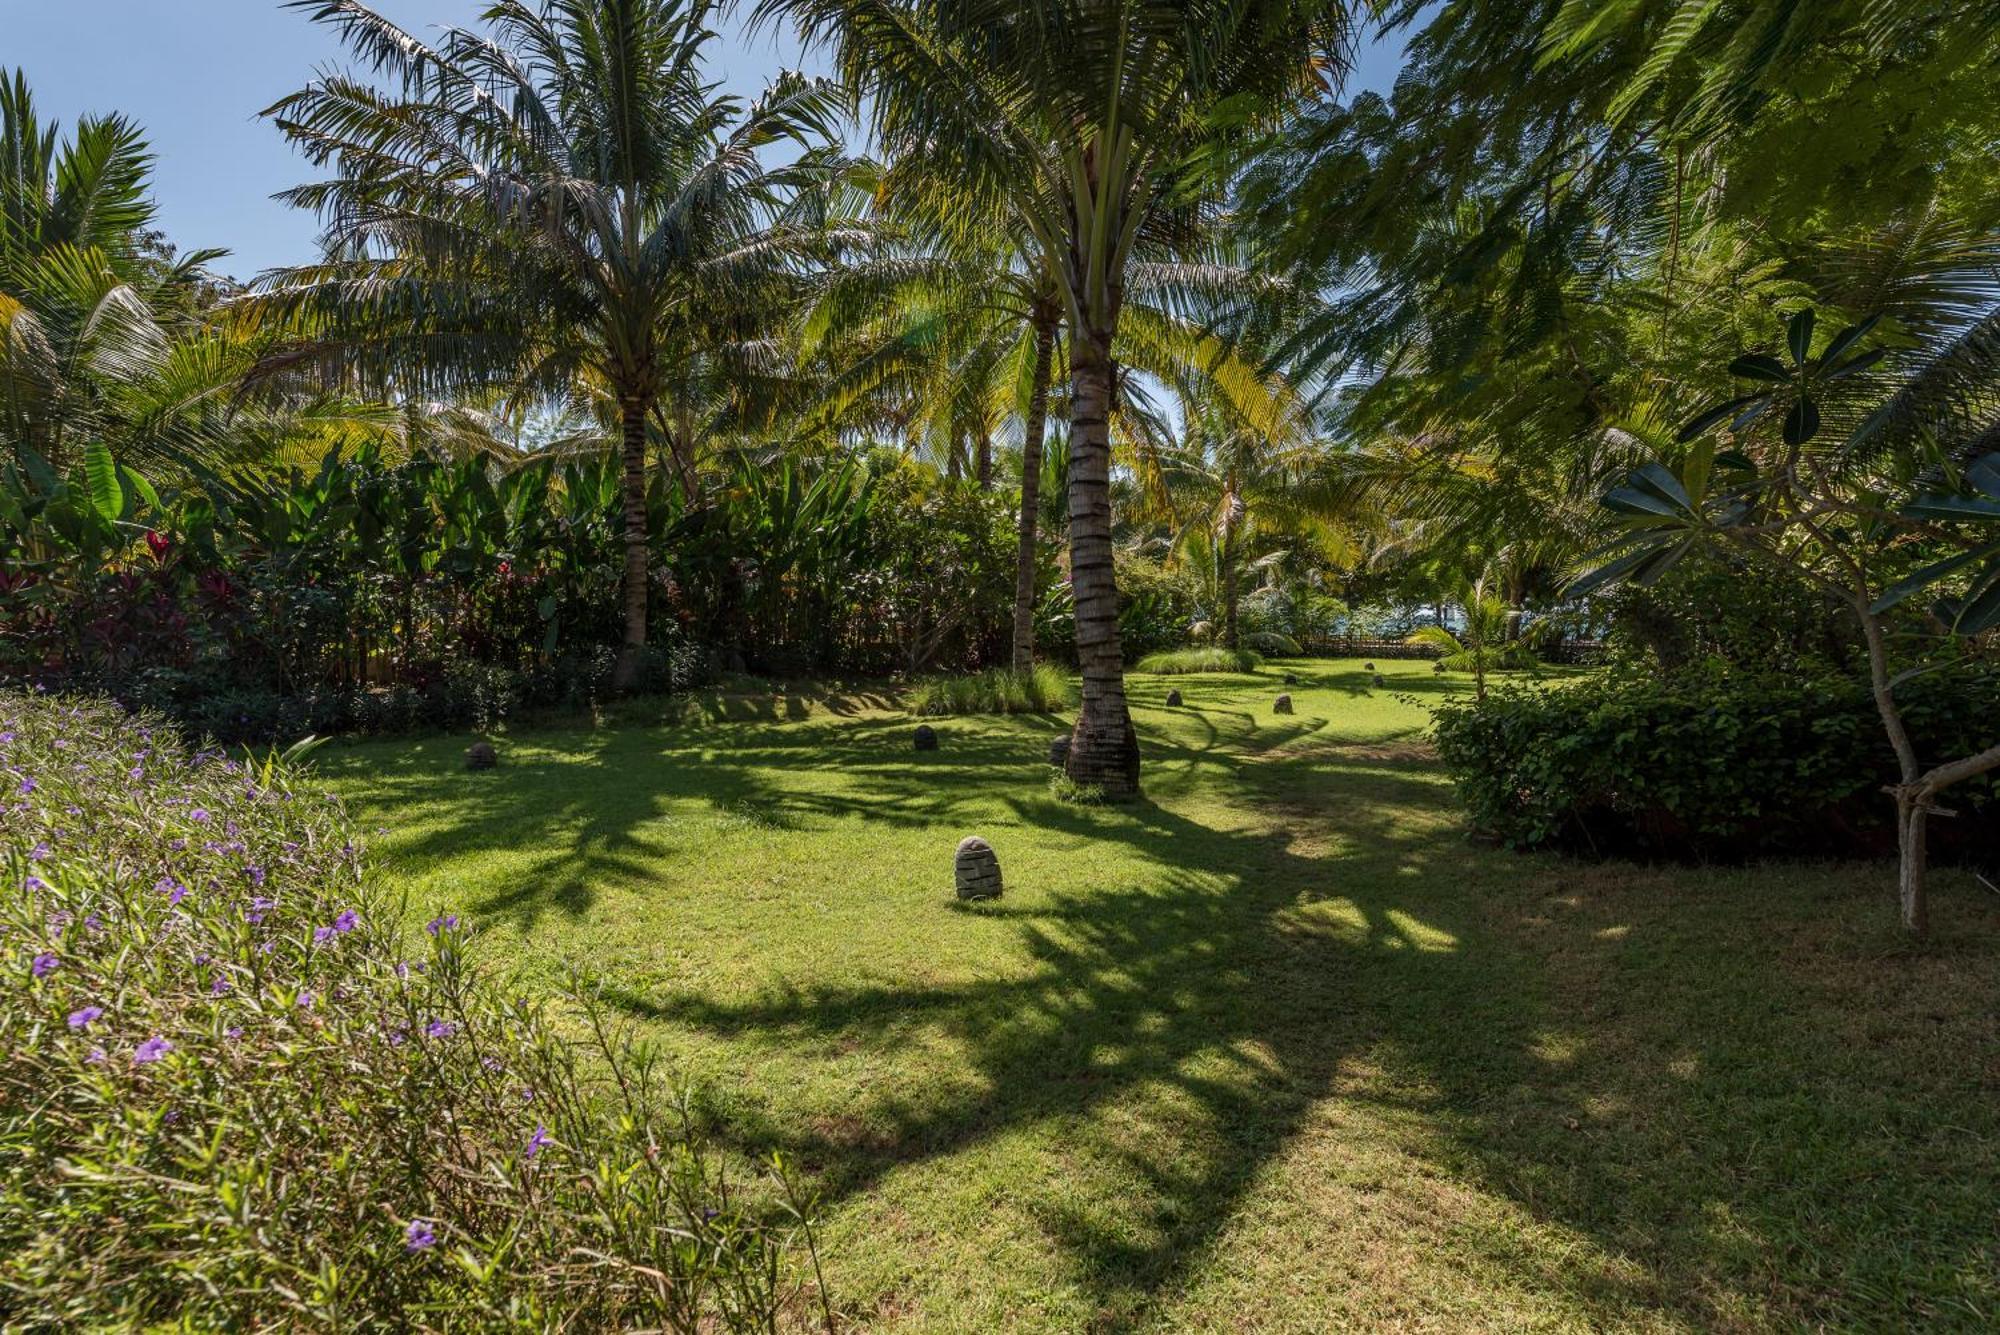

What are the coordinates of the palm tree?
(0, 71, 376, 476)
(800, 217, 1068, 671)
(258, 0, 847, 690)
(758, 0, 1352, 796)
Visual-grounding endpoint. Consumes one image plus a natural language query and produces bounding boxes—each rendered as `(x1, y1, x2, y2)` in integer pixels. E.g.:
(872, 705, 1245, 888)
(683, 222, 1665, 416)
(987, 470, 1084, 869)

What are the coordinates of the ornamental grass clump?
(1132, 647, 1263, 675)
(908, 663, 1074, 716)
(0, 693, 824, 1330)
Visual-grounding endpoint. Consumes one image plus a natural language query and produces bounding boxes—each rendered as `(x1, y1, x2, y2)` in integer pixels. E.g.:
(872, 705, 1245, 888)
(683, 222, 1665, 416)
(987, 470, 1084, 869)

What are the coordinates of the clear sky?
(6, 1, 1407, 283)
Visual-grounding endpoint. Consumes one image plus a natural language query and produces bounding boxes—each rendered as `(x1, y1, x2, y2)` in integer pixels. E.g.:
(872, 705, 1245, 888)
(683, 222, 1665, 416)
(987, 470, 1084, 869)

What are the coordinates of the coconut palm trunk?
(1010, 309, 1058, 671)
(1222, 529, 1240, 651)
(1063, 326, 1139, 796)
(613, 393, 651, 691)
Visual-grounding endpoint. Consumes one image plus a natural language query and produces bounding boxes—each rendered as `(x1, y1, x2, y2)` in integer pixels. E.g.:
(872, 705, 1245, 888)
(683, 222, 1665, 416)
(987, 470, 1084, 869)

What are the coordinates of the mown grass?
(908, 663, 1074, 716)
(1132, 645, 1263, 674)
(314, 658, 2000, 1332)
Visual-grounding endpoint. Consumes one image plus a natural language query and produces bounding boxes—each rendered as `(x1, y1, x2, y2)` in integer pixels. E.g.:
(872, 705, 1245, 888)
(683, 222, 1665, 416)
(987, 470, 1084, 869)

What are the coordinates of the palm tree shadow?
(601, 744, 1588, 1324)
(324, 705, 2000, 1328)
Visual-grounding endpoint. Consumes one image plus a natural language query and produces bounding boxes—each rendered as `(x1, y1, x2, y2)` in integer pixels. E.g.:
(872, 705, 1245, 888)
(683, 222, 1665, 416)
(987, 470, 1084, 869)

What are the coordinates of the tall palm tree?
(0, 71, 359, 476)
(758, 0, 1352, 796)
(258, 0, 847, 689)
(1135, 374, 1341, 651)
(798, 215, 1064, 669)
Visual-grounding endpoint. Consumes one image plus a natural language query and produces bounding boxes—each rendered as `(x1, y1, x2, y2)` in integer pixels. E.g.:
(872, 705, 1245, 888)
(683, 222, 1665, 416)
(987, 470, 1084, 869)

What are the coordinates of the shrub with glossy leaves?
(0, 692, 823, 1329)
(1432, 668, 2000, 861)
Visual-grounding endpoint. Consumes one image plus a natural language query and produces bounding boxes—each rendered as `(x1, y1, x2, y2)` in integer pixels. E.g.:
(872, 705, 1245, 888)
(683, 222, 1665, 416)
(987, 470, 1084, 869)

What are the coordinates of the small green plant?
(909, 664, 1075, 715)
(1047, 770, 1108, 805)
(1133, 646, 1263, 674)
(0, 693, 824, 1330)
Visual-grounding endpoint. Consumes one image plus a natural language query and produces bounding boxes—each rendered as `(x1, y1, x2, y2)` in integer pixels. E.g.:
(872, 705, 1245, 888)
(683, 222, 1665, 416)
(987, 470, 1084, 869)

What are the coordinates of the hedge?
(1431, 668, 2000, 862)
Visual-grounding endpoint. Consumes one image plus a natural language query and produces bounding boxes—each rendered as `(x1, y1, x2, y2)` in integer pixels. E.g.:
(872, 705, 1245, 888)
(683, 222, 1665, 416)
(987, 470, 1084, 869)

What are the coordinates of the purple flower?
(298, 991, 315, 1009)
(133, 1035, 172, 1066)
(67, 1005, 103, 1029)
(86, 1046, 107, 1065)
(31, 951, 58, 978)
(17, 777, 35, 795)
(225, 1026, 244, 1040)
(245, 864, 266, 888)
(28, 841, 48, 861)
(332, 909, 359, 934)
(405, 1219, 437, 1252)
(313, 926, 334, 945)
(189, 808, 210, 823)
(155, 877, 186, 905)
(24, 875, 44, 892)
(83, 913, 102, 931)
(210, 975, 230, 996)
(525, 1125, 551, 1159)
(425, 914, 459, 937)
(424, 1019, 458, 1039)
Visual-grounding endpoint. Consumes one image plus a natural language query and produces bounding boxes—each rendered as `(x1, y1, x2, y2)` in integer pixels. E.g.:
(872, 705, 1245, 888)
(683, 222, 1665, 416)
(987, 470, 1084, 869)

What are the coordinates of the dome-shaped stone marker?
(1364, 662, 1376, 672)
(1433, 661, 1447, 674)
(955, 836, 1003, 901)
(1283, 672, 1299, 685)
(465, 741, 498, 771)
(1372, 672, 1386, 687)
(1273, 693, 1294, 715)
(1164, 688, 1184, 707)
(914, 724, 939, 752)
(1048, 733, 1072, 766)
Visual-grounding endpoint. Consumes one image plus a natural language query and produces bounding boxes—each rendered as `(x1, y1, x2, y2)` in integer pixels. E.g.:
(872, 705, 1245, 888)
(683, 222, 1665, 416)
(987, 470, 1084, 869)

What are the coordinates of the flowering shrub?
(0, 692, 825, 1329)
(2, 445, 1030, 737)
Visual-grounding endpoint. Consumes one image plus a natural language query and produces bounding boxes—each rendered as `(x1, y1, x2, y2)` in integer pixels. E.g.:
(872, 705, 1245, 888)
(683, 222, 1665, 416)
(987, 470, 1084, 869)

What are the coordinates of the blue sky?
(8, 2, 1407, 282)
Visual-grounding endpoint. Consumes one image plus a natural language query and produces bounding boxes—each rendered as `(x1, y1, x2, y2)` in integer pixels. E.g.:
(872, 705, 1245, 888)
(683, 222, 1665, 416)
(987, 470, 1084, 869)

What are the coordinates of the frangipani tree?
(1576, 307, 2000, 933)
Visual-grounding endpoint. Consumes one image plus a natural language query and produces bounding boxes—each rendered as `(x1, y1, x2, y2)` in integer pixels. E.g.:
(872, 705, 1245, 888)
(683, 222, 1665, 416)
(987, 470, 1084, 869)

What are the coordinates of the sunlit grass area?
(315, 659, 2000, 1331)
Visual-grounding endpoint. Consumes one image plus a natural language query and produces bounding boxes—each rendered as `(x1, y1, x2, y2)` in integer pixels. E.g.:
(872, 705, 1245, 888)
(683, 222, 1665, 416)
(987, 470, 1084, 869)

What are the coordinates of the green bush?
(1134, 647, 1264, 675)
(0, 693, 821, 1329)
(909, 664, 1074, 716)
(1242, 631, 1303, 657)
(1432, 668, 2000, 861)
(1601, 551, 1864, 676)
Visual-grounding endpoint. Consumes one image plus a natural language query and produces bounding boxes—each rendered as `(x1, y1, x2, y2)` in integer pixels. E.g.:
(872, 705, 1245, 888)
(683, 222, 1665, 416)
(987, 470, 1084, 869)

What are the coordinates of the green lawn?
(316, 660, 2000, 1332)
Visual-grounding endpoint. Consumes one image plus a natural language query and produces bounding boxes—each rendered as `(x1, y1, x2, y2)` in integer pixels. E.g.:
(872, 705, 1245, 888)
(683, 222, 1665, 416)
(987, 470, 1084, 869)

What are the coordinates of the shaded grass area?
(316, 659, 2000, 1332)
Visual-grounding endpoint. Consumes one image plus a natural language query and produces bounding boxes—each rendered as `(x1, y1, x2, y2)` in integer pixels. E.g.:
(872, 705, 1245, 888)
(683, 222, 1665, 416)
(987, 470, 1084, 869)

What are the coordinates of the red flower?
(497, 560, 511, 576)
(145, 530, 171, 561)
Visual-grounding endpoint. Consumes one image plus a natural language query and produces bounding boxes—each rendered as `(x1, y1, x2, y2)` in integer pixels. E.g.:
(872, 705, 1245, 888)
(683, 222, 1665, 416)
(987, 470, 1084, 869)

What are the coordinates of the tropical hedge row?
(1, 443, 1029, 736)
(1433, 668, 2000, 863)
